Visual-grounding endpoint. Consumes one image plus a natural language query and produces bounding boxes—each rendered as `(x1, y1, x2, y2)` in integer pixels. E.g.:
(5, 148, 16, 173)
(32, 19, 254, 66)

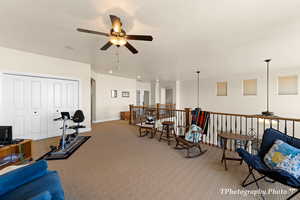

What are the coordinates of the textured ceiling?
(1, 0, 300, 81)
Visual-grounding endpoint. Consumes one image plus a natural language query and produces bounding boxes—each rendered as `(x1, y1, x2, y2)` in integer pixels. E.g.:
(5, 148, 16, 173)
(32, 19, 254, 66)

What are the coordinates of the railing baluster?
(240, 116, 242, 135)
(245, 117, 248, 135)
(293, 121, 295, 138)
(208, 114, 211, 145)
(285, 120, 287, 134)
(230, 116, 232, 133)
(212, 114, 214, 145)
(225, 115, 228, 132)
(235, 116, 237, 134)
(217, 115, 219, 147)
(256, 117, 259, 153)
(221, 115, 223, 133)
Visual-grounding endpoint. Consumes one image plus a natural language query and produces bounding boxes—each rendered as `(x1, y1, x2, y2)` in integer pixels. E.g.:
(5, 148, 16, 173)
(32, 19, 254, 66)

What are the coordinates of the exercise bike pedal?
(50, 145, 57, 151)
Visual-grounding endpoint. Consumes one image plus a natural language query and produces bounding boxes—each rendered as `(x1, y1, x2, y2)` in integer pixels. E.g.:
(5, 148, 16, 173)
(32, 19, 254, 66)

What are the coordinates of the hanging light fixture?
(261, 59, 274, 116)
(196, 70, 201, 110)
(256, 59, 279, 126)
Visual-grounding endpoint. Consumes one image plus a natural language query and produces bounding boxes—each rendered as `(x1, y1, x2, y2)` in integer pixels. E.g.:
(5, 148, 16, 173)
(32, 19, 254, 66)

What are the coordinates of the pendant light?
(261, 59, 274, 116)
(196, 70, 201, 110)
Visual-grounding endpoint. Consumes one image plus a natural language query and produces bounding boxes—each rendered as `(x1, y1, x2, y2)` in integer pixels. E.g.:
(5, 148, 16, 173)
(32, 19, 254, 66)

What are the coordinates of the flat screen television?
(0, 126, 12, 145)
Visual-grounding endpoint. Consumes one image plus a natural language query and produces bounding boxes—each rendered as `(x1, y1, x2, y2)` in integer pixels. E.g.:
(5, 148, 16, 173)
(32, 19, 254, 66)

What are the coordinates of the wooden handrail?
(208, 111, 300, 122)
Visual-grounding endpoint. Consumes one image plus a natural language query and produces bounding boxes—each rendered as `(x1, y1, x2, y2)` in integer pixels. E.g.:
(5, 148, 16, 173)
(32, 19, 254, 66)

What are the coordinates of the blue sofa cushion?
(0, 160, 48, 196)
(0, 171, 64, 200)
(28, 191, 51, 200)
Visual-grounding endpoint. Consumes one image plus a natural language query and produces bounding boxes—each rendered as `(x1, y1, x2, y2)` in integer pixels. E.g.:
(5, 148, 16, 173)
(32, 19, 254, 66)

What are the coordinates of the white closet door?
(1, 74, 79, 140)
(2, 75, 30, 139)
(48, 79, 79, 137)
(63, 80, 79, 134)
(30, 77, 48, 140)
(48, 80, 64, 137)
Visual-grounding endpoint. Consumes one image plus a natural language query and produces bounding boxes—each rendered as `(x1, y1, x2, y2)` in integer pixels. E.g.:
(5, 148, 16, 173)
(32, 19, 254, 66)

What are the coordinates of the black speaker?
(0, 126, 12, 145)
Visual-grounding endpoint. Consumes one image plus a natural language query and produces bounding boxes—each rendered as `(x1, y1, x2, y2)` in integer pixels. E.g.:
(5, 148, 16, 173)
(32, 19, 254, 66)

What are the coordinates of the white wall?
(175, 80, 181, 108)
(0, 46, 92, 129)
(93, 73, 137, 122)
(180, 69, 300, 118)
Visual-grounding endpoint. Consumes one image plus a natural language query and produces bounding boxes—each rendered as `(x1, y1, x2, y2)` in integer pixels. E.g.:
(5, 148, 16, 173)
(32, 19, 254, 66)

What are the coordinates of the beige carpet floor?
(33, 121, 298, 200)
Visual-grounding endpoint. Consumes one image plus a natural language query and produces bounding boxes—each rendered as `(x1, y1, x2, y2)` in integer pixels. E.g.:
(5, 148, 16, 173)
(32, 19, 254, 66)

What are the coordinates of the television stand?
(0, 139, 32, 170)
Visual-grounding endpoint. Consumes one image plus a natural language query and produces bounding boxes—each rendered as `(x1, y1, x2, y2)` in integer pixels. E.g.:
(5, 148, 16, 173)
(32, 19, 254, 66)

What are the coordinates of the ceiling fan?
(77, 15, 153, 54)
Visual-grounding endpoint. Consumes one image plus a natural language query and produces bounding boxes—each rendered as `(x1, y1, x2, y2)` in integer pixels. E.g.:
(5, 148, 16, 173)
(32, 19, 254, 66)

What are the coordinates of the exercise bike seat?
(72, 110, 85, 123)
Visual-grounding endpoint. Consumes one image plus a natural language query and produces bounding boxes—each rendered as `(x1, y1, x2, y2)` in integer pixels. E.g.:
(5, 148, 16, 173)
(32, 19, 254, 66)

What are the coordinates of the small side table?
(137, 123, 156, 138)
(218, 132, 254, 170)
(159, 121, 176, 145)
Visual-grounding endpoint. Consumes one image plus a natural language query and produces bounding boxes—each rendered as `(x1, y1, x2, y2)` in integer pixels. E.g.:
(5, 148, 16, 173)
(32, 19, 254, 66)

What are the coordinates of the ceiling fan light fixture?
(110, 36, 127, 46)
(113, 25, 121, 33)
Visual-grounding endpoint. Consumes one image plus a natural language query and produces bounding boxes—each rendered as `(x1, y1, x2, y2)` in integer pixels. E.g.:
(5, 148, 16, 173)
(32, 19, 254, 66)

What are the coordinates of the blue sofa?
(0, 160, 64, 200)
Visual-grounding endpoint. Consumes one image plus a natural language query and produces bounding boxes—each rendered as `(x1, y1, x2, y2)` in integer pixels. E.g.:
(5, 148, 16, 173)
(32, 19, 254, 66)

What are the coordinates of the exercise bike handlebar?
(53, 116, 71, 121)
(53, 117, 62, 121)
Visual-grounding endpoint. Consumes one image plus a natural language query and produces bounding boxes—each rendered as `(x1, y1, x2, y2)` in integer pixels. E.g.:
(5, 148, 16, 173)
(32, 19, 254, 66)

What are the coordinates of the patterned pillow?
(264, 139, 300, 178)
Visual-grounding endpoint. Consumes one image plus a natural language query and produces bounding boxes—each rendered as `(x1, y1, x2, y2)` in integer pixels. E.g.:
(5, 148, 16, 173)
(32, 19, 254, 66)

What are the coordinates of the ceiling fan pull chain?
(116, 48, 120, 70)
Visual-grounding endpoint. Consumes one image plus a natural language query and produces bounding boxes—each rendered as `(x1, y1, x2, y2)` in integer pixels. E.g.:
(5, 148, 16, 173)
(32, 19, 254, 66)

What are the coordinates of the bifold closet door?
(1, 75, 48, 140)
(1, 74, 79, 140)
(48, 79, 79, 137)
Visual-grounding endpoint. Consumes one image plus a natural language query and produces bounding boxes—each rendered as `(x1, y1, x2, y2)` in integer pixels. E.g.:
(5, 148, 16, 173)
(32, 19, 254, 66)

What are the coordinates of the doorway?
(166, 89, 173, 104)
(144, 91, 150, 106)
(91, 78, 96, 122)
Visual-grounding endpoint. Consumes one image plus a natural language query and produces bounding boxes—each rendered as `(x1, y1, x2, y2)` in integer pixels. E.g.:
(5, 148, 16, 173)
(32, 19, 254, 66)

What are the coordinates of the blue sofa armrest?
(0, 160, 48, 196)
(28, 191, 51, 200)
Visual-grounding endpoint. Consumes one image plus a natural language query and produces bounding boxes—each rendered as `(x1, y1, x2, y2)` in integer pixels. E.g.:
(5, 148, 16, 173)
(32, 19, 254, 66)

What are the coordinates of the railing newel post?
(184, 108, 191, 132)
(129, 104, 133, 125)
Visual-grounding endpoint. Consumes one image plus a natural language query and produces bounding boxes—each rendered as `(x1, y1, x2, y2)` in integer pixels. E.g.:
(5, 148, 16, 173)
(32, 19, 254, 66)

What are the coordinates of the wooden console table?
(120, 111, 131, 120)
(0, 139, 32, 170)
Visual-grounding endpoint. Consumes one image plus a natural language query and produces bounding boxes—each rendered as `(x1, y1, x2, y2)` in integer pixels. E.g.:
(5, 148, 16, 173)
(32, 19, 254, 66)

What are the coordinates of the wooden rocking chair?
(174, 110, 210, 158)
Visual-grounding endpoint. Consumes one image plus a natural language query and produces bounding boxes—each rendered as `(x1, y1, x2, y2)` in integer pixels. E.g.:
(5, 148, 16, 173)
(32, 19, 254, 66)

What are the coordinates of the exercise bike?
(46, 110, 88, 159)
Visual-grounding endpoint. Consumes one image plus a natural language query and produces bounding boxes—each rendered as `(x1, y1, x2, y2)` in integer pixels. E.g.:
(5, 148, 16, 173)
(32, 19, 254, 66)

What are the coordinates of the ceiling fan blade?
(109, 15, 122, 32)
(125, 42, 138, 54)
(126, 35, 153, 41)
(77, 28, 109, 36)
(100, 42, 113, 50)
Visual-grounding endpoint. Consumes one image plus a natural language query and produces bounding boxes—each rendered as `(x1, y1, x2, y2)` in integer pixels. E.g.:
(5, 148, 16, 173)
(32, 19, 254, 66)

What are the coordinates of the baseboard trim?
(92, 118, 120, 123)
(79, 127, 92, 133)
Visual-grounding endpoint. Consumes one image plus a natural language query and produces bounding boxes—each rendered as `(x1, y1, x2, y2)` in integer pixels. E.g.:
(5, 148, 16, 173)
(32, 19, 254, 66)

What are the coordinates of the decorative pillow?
(264, 139, 300, 178)
(185, 124, 202, 143)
